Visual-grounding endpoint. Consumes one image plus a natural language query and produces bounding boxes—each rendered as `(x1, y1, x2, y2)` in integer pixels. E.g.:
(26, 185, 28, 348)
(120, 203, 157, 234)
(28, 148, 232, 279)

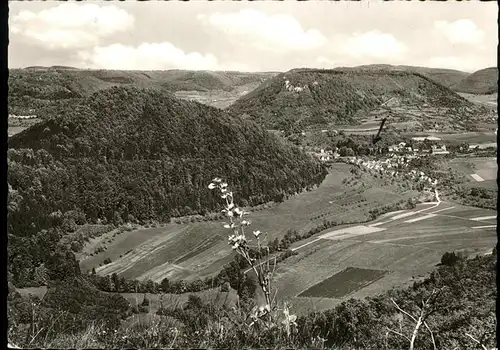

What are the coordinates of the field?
(8, 117, 44, 137)
(447, 157, 497, 185)
(76, 157, 496, 315)
(458, 92, 497, 107)
(336, 122, 381, 133)
(8, 126, 27, 137)
(81, 224, 228, 281)
(298, 267, 387, 298)
(174, 81, 261, 109)
(270, 201, 497, 314)
(403, 131, 497, 145)
(82, 163, 420, 282)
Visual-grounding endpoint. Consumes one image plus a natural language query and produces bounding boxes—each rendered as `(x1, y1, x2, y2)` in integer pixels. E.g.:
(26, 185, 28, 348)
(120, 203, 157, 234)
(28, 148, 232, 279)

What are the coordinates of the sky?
(8, 1, 498, 73)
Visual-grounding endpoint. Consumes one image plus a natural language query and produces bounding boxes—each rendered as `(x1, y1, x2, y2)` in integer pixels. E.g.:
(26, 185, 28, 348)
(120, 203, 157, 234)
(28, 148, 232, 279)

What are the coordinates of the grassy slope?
(272, 201, 496, 315)
(121, 287, 239, 314)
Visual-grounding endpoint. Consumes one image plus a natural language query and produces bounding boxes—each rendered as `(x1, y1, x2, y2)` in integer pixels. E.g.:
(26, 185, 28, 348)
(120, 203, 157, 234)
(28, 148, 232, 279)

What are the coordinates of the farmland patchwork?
(298, 267, 388, 298)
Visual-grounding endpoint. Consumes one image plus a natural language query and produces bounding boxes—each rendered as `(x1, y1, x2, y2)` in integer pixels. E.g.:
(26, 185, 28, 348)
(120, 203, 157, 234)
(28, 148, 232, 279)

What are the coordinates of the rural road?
(244, 195, 496, 275)
(244, 197, 443, 275)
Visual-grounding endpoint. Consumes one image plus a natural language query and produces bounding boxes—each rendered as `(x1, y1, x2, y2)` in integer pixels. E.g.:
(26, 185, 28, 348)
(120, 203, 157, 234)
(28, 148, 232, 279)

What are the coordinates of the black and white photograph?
(7, 0, 498, 349)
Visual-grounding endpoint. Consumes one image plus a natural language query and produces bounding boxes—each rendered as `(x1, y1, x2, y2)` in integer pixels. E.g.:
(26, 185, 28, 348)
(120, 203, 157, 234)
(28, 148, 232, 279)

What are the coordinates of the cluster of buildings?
(346, 156, 409, 173)
(345, 155, 438, 191)
(309, 149, 339, 162)
(388, 141, 449, 155)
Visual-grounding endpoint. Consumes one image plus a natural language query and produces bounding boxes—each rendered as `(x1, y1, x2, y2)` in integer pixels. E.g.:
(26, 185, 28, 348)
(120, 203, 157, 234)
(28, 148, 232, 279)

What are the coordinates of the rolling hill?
(228, 68, 493, 132)
(8, 67, 276, 116)
(452, 67, 498, 94)
(355, 64, 470, 89)
(8, 86, 326, 235)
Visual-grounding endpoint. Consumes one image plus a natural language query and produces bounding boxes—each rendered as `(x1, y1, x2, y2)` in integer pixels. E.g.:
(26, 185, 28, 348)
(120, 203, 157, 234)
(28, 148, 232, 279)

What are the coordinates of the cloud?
(337, 31, 407, 59)
(10, 3, 134, 50)
(199, 9, 327, 51)
(77, 42, 235, 71)
(434, 19, 484, 45)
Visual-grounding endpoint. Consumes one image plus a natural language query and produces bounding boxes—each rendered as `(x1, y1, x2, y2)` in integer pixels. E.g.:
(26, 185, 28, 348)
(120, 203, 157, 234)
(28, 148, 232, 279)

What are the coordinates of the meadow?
(270, 201, 496, 314)
(402, 131, 496, 144)
(173, 81, 260, 109)
(447, 156, 497, 185)
(81, 163, 420, 282)
(8, 126, 27, 137)
(458, 92, 498, 107)
(8, 117, 43, 137)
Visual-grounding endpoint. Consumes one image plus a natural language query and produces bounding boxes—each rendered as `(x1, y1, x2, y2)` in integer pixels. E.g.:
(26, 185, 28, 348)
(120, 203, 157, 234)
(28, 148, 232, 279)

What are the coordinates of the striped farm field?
(82, 163, 420, 282)
(298, 267, 387, 298)
(403, 131, 496, 145)
(269, 200, 497, 315)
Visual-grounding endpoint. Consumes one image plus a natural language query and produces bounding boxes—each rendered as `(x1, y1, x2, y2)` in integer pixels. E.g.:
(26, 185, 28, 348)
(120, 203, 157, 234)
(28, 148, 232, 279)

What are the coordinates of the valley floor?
(268, 200, 496, 314)
(19, 154, 496, 318)
(79, 163, 420, 282)
(19, 199, 497, 318)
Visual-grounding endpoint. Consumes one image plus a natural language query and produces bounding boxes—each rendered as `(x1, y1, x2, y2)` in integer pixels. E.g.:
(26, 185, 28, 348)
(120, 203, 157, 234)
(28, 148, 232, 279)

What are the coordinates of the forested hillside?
(8, 86, 326, 286)
(229, 68, 492, 131)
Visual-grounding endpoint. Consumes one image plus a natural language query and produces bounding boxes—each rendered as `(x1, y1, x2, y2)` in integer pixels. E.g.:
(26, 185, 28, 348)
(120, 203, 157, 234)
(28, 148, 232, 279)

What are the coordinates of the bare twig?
(391, 298, 417, 323)
(387, 327, 411, 342)
(465, 333, 488, 350)
(409, 307, 425, 350)
(391, 290, 441, 350)
(423, 321, 437, 350)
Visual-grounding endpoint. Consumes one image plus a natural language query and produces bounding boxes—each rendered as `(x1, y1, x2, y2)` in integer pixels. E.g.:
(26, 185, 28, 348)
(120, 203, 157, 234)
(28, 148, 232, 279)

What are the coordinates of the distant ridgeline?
(228, 68, 493, 132)
(452, 67, 498, 95)
(8, 68, 276, 116)
(7, 86, 327, 286)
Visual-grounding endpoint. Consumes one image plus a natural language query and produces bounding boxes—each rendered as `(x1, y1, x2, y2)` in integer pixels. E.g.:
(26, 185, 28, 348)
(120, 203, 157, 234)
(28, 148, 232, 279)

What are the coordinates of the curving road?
(244, 190, 444, 275)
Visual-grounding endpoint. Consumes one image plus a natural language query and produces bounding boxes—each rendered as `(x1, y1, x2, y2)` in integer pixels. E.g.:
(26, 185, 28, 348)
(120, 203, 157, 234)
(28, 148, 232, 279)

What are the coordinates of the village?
(309, 137, 449, 163)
